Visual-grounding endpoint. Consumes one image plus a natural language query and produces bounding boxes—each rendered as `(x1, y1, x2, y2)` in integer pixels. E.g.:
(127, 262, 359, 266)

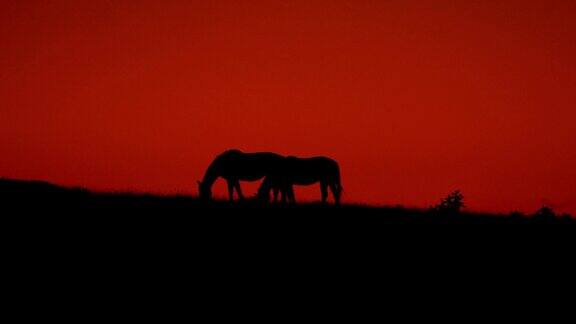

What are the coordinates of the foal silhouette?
(198, 149, 284, 201)
(258, 156, 342, 205)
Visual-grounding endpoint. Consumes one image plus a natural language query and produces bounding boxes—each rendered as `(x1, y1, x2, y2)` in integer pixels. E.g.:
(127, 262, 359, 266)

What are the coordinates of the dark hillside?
(2, 178, 573, 225)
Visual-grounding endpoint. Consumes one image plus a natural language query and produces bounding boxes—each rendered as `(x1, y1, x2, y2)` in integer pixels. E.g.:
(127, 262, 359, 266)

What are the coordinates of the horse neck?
(201, 161, 220, 187)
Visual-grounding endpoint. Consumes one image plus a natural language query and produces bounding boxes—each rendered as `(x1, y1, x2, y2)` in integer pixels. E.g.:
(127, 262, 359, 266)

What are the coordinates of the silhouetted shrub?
(532, 206, 556, 222)
(509, 211, 526, 221)
(559, 213, 574, 223)
(432, 190, 465, 214)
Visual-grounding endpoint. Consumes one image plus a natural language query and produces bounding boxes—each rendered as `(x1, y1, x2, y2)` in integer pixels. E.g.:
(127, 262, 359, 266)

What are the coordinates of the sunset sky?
(1, 0, 575, 214)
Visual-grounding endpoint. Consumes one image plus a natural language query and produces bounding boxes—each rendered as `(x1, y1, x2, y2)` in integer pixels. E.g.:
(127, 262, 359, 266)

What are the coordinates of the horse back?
(284, 156, 340, 183)
(218, 151, 285, 178)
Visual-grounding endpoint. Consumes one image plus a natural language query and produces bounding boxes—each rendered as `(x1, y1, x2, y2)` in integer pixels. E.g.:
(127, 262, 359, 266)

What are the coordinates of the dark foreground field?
(1, 178, 573, 225)
(3, 177, 573, 291)
(4, 178, 573, 321)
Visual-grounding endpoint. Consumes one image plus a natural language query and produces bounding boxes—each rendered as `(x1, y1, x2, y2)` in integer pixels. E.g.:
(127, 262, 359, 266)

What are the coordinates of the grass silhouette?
(1, 178, 573, 225)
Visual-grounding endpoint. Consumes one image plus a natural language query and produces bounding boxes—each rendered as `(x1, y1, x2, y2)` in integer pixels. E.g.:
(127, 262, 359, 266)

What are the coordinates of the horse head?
(197, 181, 212, 200)
(257, 181, 271, 203)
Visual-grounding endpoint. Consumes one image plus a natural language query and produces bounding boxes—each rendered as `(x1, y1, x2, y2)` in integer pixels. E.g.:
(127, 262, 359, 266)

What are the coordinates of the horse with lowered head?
(198, 149, 285, 201)
(258, 156, 342, 205)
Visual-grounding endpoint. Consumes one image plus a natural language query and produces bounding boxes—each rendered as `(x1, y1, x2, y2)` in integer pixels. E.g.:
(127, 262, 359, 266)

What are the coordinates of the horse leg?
(329, 183, 340, 205)
(281, 186, 288, 204)
(234, 181, 244, 200)
(227, 180, 235, 201)
(258, 177, 273, 203)
(288, 185, 296, 204)
(273, 187, 280, 203)
(321, 182, 328, 204)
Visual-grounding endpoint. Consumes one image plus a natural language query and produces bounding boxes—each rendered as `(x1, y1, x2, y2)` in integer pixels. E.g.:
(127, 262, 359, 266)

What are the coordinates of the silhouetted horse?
(258, 156, 342, 205)
(198, 149, 285, 201)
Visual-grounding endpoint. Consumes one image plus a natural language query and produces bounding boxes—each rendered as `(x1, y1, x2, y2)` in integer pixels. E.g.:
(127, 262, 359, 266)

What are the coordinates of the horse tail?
(333, 161, 343, 201)
(337, 178, 343, 198)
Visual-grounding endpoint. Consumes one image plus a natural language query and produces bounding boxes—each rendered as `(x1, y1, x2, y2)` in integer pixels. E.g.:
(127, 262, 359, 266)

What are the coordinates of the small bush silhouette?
(509, 210, 526, 221)
(559, 213, 574, 223)
(432, 190, 465, 214)
(532, 206, 556, 221)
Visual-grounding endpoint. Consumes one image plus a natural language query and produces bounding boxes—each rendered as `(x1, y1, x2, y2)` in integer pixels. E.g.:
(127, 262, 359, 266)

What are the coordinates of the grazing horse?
(258, 156, 342, 205)
(198, 149, 285, 201)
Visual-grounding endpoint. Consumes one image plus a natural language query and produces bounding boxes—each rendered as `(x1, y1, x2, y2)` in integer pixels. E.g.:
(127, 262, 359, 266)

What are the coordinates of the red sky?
(1, 0, 575, 214)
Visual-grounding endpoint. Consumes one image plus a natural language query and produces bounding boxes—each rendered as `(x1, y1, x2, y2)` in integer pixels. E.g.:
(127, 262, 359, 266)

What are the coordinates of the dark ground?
(1, 178, 573, 224)
(2, 177, 574, 231)
(3, 178, 573, 307)
(2, 177, 574, 263)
